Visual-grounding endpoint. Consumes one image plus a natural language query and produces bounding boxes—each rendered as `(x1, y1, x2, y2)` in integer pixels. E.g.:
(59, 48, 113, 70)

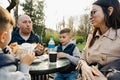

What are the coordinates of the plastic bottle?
(48, 38, 55, 52)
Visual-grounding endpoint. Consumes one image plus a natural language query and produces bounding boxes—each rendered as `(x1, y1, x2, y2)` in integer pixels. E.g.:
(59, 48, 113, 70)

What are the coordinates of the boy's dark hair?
(60, 28, 72, 34)
(0, 6, 15, 31)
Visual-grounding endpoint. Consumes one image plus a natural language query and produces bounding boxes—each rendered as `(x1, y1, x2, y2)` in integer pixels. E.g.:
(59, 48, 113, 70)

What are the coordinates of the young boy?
(54, 28, 80, 80)
(0, 6, 35, 80)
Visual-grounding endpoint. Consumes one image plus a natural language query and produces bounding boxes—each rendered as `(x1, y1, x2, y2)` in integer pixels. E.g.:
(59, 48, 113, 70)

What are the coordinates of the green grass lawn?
(76, 42, 86, 51)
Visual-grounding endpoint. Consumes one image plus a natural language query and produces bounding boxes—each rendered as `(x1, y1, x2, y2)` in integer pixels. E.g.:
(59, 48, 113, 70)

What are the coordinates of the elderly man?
(9, 14, 43, 55)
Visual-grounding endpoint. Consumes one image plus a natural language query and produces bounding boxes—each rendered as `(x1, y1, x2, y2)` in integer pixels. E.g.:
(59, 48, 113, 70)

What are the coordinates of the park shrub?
(42, 34, 59, 47)
(74, 36, 85, 44)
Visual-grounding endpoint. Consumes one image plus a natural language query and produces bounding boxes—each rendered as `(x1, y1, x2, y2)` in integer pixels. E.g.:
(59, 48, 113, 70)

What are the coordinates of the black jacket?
(57, 43, 76, 73)
(9, 27, 42, 45)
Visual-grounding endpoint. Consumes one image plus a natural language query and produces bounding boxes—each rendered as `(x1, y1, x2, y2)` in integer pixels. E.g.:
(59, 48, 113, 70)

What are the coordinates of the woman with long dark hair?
(77, 0, 120, 80)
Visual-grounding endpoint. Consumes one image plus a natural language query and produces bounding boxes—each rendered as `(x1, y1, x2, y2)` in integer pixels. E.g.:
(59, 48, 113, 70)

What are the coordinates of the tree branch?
(6, 0, 17, 12)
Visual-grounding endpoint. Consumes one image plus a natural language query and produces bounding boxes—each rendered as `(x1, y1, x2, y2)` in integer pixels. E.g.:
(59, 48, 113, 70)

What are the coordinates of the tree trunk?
(14, 0, 19, 25)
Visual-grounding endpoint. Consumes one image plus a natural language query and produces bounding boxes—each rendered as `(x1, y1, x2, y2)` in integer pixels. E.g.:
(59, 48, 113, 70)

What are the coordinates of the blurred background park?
(0, 0, 99, 51)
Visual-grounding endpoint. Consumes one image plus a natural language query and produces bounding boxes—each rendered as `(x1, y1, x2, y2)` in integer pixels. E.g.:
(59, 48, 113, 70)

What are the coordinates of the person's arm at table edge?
(19, 64, 31, 80)
(66, 47, 80, 65)
(54, 46, 80, 65)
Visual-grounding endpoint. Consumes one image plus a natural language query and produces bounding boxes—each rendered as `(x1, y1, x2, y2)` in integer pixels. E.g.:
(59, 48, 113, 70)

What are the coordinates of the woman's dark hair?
(93, 0, 120, 29)
(88, 0, 120, 47)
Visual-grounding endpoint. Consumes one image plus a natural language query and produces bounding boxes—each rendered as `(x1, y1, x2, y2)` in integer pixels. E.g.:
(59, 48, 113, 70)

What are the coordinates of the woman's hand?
(92, 66, 107, 80)
(76, 60, 99, 80)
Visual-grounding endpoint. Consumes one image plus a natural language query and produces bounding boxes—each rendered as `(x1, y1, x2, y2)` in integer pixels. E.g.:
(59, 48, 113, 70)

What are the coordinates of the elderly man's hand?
(34, 44, 44, 56)
(9, 42, 19, 55)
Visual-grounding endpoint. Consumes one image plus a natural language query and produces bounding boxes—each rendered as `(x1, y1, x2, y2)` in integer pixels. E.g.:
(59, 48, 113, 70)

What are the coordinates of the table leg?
(31, 74, 36, 80)
(40, 74, 49, 80)
(31, 74, 49, 80)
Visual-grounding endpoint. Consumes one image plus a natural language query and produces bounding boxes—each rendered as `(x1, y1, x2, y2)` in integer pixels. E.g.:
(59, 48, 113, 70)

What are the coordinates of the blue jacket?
(0, 53, 18, 68)
(10, 27, 42, 45)
(0, 48, 31, 80)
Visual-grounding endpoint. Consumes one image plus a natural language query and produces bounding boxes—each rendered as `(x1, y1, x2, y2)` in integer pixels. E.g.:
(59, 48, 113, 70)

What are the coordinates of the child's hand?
(20, 50, 35, 65)
(9, 42, 19, 55)
(57, 52, 67, 58)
